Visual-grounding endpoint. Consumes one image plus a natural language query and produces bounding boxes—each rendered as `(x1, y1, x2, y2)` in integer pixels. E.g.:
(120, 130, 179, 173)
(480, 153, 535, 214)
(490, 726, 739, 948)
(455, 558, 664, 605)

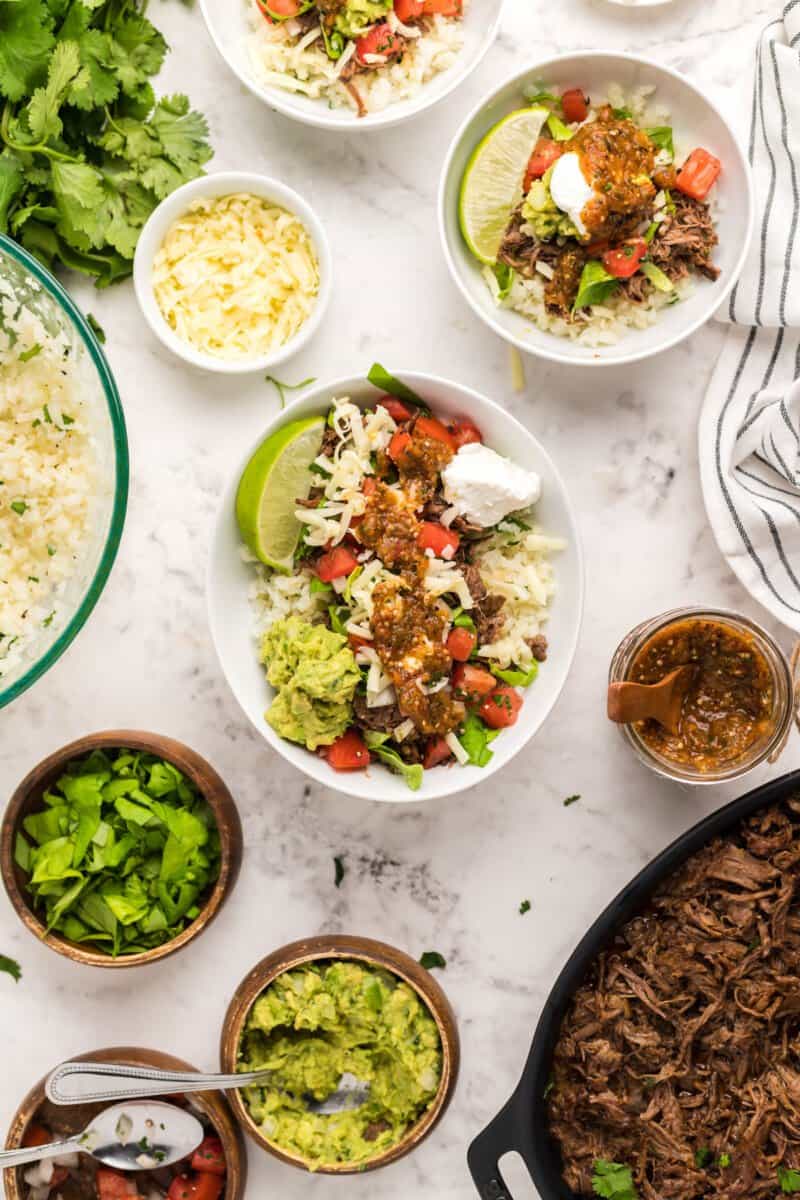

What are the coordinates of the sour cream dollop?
(441, 443, 541, 527)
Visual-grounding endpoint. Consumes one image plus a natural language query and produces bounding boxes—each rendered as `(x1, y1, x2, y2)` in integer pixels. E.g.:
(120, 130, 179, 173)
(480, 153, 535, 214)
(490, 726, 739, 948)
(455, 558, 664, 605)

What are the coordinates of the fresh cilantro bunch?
(0, 0, 212, 284)
(14, 748, 222, 955)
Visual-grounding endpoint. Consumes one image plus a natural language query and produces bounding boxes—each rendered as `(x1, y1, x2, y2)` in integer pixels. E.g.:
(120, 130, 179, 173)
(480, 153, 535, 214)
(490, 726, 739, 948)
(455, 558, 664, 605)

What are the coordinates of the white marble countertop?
(1, 0, 795, 1197)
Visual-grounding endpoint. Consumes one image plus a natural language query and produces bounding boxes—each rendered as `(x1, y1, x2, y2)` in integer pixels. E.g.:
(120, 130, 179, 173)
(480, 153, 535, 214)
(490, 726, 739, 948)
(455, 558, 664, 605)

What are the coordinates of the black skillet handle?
(468, 1098, 531, 1200)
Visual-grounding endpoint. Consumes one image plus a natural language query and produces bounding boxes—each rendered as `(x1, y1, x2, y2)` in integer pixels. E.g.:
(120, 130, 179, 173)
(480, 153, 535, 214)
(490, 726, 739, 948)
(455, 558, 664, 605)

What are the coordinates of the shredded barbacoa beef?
(527, 634, 548, 662)
(498, 205, 563, 278)
(548, 797, 800, 1200)
(649, 194, 720, 283)
(463, 562, 506, 645)
(352, 691, 404, 734)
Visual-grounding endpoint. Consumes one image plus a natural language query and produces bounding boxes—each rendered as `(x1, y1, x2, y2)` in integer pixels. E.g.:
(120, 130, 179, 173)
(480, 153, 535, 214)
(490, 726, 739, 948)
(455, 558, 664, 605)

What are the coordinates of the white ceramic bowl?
(439, 52, 754, 367)
(133, 172, 332, 375)
(198, 0, 505, 131)
(208, 371, 584, 803)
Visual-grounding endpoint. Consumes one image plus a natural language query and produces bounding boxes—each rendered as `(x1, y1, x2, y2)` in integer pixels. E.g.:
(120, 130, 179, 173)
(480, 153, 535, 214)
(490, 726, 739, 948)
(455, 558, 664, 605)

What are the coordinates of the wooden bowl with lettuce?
(0, 731, 243, 968)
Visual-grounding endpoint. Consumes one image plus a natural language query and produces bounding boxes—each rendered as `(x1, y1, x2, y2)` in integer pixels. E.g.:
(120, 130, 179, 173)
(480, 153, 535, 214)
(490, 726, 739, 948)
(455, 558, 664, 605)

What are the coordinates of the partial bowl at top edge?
(438, 51, 754, 367)
(207, 369, 584, 804)
(220, 934, 460, 1173)
(198, 0, 505, 131)
(0, 730, 243, 968)
(132, 172, 332, 374)
(0, 235, 128, 710)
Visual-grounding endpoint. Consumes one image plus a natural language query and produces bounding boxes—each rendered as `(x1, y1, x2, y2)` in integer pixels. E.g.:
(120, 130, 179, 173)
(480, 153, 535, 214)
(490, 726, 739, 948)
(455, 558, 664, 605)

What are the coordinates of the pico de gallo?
(19, 1103, 228, 1200)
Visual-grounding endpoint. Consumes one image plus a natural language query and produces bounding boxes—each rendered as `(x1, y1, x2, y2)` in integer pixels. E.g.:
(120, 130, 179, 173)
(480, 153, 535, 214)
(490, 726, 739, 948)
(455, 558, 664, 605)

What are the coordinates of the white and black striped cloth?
(700, 0, 800, 631)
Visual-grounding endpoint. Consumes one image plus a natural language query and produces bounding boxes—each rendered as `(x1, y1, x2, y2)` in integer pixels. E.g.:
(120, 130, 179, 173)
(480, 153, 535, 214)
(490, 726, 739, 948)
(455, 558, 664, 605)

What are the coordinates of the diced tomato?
(377, 396, 414, 422)
(188, 1178, 224, 1200)
(97, 1168, 138, 1199)
(362, 476, 378, 497)
(479, 684, 523, 729)
(524, 139, 563, 191)
(561, 88, 588, 123)
(168, 1176, 223, 1200)
(450, 416, 482, 448)
(446, 626, 477, 662)
(602, 238, 648, 280)
(452, 663, 497, 703)
(316, 545, 359, 582)
(585, 240, 609, 257)
(388, 430, 412, 462)
(192, 1136, 226, 1176)
(414, 415, 455, 449)
(325, 729, 371, 772)
(676, 147, 722, 201)
(256, 0, 302, 20)
(355, 23, 404, 65)
(168, 1178, 193, 1200)
(348, 633, 370, 652)
(22, 1124, 51, 1149)
(418, 522, 460, 559)
(423, 736, 454, 769)
(422, 0, 461, 11)
(395, 0, 424, 15)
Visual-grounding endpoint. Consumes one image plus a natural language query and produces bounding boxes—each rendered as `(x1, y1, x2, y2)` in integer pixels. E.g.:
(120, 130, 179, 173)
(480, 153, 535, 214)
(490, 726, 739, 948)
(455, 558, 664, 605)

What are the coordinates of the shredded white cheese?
(152, 192, 319, 360)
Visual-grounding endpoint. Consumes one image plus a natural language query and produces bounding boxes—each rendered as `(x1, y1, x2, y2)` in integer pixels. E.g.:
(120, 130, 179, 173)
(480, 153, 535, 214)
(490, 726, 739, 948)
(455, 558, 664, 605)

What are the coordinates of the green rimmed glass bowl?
(0, 236, 128, 710)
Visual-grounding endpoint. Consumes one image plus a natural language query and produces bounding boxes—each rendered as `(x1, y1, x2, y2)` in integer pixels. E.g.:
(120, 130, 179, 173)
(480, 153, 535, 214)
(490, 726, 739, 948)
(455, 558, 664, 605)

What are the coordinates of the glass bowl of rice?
(0, 236, 128, 710)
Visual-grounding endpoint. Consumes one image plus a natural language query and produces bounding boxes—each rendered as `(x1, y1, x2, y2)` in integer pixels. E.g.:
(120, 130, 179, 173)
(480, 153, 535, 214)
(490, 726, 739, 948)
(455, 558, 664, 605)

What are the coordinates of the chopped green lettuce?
(14, 749, 221, 957)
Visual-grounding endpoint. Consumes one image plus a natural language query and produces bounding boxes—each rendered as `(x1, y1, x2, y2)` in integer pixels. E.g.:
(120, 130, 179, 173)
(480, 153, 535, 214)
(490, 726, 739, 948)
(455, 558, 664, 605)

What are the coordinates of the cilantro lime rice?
(0, 286, 107, 682)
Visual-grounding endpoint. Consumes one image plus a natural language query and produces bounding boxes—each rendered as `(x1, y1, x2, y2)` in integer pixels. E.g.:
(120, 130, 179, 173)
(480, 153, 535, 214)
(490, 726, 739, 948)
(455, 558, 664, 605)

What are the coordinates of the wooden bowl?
(3, 1046, 247, 1200)
(0, 731, 243, 968)
(219, 933, 460, 1174)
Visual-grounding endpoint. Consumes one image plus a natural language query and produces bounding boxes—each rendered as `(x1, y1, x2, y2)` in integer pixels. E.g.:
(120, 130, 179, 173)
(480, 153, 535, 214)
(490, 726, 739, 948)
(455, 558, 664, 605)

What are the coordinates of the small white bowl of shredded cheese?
(133, 172, 331, 374)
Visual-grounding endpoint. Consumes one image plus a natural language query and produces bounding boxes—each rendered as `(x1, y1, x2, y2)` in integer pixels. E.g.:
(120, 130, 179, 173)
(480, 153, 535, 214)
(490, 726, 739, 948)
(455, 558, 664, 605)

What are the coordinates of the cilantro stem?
(0, 104, 80, 163)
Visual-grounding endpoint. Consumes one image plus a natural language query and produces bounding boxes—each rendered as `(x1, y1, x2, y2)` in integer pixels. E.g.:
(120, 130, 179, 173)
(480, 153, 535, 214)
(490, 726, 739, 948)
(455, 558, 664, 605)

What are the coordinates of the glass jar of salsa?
(608, 607, 795, 784)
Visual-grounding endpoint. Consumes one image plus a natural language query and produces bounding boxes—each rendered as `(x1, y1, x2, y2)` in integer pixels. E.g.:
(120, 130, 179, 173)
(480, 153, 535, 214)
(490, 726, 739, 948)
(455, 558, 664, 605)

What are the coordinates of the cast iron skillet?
(468, 768, 800, 1200)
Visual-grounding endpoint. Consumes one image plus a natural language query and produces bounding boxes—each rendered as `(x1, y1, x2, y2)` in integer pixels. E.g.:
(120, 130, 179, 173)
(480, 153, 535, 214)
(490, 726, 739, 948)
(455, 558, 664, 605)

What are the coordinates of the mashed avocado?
(238, 960, 442, 1168)
(521, 167, 578, 242)
(334, 0, 392, 37)
(260, 617, 360, 751)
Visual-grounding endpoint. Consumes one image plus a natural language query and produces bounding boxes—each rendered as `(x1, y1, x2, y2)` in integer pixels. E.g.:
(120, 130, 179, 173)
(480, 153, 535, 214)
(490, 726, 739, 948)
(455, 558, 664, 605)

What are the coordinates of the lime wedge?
(236, 415, 325, 571)
(459, 106, 550, 265)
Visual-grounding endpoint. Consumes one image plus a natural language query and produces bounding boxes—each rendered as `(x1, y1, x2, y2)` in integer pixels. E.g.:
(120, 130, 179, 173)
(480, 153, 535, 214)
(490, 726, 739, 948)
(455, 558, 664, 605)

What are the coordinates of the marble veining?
(1, 1, 798, 1197)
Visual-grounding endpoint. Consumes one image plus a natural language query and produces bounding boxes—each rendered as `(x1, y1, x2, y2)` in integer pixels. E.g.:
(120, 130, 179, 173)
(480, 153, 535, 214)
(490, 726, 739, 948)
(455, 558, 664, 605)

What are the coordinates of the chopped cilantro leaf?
(592, 1160, 638, 1199)
(694, 1148, 712, 1168)
(334, 855, 345, 887)
(18, 343, 41, 362)
(10, 500, 27, 515)
(419, 951, 446, 970)
(0, 955, 21, 983)
(778, 1166, 800, 1192)
(564, 794, 581, 807)
(86, 314, 106, 344)
(519, 899, 531, 915)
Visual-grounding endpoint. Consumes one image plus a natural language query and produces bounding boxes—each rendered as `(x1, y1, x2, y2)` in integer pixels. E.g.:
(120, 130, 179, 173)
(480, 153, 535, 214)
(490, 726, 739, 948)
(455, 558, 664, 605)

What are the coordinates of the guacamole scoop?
(237, 960, 443, 1168)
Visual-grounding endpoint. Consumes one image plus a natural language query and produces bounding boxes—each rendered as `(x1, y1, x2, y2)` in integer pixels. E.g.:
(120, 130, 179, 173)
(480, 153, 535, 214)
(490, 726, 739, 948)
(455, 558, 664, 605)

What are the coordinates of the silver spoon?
(47, 1060, 370, 1116)
(0, 1100, 203, 1172)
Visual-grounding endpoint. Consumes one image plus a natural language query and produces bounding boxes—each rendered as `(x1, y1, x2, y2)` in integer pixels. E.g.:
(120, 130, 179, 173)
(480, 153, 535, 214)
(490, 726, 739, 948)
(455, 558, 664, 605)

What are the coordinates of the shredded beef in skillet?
(649, 194, 720, 283)
(548, 797, 800, 1200)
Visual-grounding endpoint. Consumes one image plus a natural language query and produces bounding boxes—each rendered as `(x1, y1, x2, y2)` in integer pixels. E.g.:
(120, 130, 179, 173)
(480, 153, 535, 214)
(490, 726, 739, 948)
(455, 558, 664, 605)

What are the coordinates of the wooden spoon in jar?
(607, 665, 696, 735)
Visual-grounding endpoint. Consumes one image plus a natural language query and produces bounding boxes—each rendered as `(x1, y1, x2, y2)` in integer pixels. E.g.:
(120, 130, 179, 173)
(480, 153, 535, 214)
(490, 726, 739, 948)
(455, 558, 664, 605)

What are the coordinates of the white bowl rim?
(132, 171, 333, 375)
(437, 50, 756, 368)
(197, 0, 507, 132)
(207, 369, 586, 803)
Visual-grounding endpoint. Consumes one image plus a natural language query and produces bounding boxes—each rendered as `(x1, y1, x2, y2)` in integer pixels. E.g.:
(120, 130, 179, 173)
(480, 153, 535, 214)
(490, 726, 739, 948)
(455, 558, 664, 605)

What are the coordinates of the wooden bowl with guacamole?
(0, 730, 243, 968)
(220, 934, 460, 1173)
(4, 1045, 247, 1200)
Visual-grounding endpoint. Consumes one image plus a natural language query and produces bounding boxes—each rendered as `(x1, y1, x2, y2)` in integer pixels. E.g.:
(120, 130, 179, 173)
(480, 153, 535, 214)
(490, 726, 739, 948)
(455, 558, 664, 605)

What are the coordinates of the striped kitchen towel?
(699, 0, 800, 631)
